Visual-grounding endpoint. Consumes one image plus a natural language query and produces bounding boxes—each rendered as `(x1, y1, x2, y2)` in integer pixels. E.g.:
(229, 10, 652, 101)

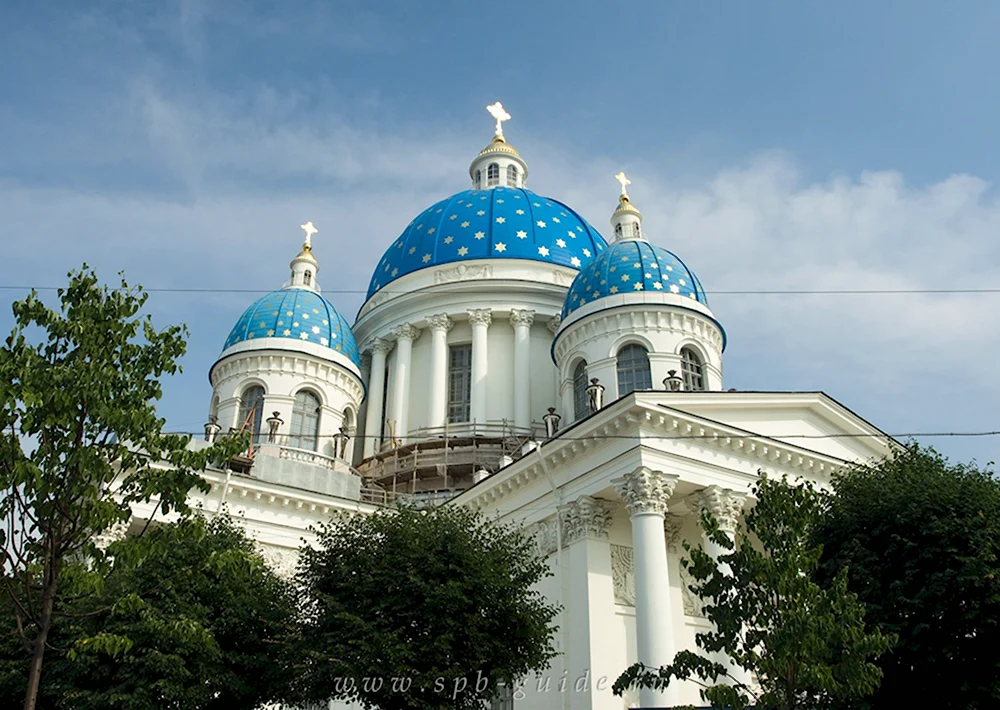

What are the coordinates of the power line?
(166, 430, 1000, 440)
(1, 286, 999, 297)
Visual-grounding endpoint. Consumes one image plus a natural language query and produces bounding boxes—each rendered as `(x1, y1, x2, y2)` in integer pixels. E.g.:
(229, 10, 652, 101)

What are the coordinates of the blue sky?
(2, 1, 999, 464)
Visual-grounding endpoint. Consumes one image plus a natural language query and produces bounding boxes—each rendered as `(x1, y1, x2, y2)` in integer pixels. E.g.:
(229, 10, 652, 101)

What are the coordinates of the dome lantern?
(468, 102, 529, 190)
(286, 221, 321, 292)
(611, 172, 643, 242)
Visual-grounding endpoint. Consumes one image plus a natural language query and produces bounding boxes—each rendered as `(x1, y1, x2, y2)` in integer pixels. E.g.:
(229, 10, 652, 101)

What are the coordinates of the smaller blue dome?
(223, 288, 360, 367)
(562, 240, 709, 320)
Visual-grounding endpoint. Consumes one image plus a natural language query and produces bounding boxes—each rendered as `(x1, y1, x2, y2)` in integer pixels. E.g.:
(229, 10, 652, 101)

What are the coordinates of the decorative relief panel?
(434, 263, 494, 284)
(610, 544, 635, 606)
(528, 517, 560, 558)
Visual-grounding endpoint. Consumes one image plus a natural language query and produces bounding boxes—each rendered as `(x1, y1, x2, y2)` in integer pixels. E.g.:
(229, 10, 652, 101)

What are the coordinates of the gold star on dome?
(496, 217, 506, 224)
(556, 239, 566, 248)
(538, 246, 550, 256)
(516, 230, 527, 239)
(444, 236, 454, 244)
(621, 274, 630, 281)
(475, 231, 485, 239)
(422, 253, 431, 263)
(449, 214, 457, 220)
(409, 246, 416, 254)
(633, 282, 643, 291)
(283, 329, 291, 336)
(267, 329, 275, 336)
(583, 248, 591, 257)
(552, 217, 560, 223)
(477, 210, 485, 216)
(536, 220, 546, 228)
(495, 242, 507, 252)
(610, 286, 618, 294)
(458, 246, 469, 256)
(570, 256, 581, 267)
(653, 282, 663, 290)
(670, 285, 680, 293)
(516, 209, 524, 215)
(461, 221, 470, 228)
(427, 227, 436, 235)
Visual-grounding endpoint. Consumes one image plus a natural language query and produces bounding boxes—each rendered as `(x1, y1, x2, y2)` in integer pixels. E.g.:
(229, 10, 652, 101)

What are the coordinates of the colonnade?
(361, 308, 537, 458)
(554, 469, 746, 709)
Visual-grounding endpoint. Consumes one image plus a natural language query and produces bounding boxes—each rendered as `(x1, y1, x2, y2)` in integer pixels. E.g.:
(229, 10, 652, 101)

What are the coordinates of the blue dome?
(562, 239, 709, 320)
(367, 187, 608, 299)
(223, 288, 361, 367)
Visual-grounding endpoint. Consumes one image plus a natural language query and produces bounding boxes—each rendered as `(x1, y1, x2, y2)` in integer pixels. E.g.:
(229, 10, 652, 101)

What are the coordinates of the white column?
(509, 309, 534, 432)
(389, 324, 420, 444)
(614, 466, 680, 709)
(696, 485, 750, 688)
(426, 314, 453, 431)
(468, 309, 491, 428)
(561, 496, 619, 710)
(362, 338, 393, 458)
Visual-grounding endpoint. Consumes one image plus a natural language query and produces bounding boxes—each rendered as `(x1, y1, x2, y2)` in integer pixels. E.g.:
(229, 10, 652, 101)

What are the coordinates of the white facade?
(131, 109, 896, 710)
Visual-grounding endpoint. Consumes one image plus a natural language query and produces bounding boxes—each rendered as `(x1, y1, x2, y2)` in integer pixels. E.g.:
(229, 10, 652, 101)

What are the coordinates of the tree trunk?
(22, 573, 57, 710)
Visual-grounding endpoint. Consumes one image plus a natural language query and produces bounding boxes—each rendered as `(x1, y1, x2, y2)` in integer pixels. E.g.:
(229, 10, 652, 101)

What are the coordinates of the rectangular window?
(448, 344, 472, 424)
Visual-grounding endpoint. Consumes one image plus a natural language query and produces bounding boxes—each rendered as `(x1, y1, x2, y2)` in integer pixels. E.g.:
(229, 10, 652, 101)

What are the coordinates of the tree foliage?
(293, 504, 560, 710)
(0, 267, 245, 709)
(816, 444, 1000, 709)
(614, 474, 893, 710)
(0, 514, 297, 710)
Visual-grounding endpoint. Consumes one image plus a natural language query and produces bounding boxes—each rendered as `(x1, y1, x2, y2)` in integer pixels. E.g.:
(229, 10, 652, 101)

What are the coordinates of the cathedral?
(128, 104, 893, 709)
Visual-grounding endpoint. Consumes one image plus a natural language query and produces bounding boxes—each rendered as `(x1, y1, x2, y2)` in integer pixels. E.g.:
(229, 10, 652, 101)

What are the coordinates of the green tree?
(294, 504, 560, 710)
(0, 267, 244, 710)
(816, 444, 1000, 709)
(614, 474, 893, 710)
(1, 514, 297, 710)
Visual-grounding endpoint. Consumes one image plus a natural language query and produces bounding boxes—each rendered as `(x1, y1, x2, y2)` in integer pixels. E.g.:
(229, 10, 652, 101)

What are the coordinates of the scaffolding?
(357, 419, 537, 500)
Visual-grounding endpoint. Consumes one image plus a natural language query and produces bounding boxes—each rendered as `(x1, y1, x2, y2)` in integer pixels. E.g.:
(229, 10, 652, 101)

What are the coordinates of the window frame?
(616, 344, 652, 396)
(572, 360, 589, 421)
(238, 385, 266, 444)
(680, 346, 706, 391)
(288, 389, 322, 451)
(447, 343, 473, 424)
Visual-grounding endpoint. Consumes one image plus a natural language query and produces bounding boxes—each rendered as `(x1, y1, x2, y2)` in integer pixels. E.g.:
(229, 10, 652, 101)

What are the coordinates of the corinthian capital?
(509, 309, 536, 328)
(694, 485, 747, 534)
(426, 313, 454, 333)
(559, 495, 614, 545)
(392, 323, 421, 342)
(467, 308, 492, 327)
(367, 337, 395, 355)
(614, 466, 679, 517)
(547, 315, 562, 334)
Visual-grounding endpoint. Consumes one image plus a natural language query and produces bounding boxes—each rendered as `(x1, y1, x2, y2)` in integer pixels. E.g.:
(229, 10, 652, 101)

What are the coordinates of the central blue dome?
(367, 187, 608, 299)
(223, 288, 361, 367)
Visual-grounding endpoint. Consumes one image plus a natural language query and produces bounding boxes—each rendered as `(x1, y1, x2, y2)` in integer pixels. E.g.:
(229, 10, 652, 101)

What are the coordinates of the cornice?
(458, 396, 854, 511)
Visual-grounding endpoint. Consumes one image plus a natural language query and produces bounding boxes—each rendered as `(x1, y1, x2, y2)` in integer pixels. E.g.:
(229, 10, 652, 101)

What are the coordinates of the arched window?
(572, 360, 589, 421)
(616, 344, 652, 396)
(506, 165, 519, 187)
(487, 163, 500, 187)
(680, 347, 706, 391)
(238, 386, 265, 443)
(289, 390, 321, 451)
(474, 169, 482, 189)
(615, 224, 622, 239)
(304, 270, 312, 286)
(632, 222, 640, 238)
